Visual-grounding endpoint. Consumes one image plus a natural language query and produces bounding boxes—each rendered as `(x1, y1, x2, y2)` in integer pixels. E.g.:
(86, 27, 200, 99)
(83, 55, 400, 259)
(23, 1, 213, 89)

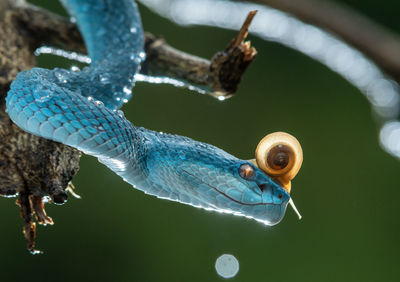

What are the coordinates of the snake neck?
(127, 129, 240, 208)
(60, 0, 145, 110)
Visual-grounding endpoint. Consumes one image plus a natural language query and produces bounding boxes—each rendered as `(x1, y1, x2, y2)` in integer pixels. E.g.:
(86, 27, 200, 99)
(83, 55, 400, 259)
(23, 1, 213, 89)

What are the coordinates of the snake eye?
(238, 163, 255, 180)
(255, 132, 303, 192)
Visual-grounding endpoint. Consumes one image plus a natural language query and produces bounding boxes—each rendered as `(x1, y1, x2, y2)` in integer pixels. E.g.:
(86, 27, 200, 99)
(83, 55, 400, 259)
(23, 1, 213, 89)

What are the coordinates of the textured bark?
(0, 0, 81, 254)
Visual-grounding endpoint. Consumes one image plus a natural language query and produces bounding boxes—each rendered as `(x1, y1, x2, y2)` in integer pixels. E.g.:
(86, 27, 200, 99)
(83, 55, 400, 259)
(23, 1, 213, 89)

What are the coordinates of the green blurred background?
(1, 0, 400, 281)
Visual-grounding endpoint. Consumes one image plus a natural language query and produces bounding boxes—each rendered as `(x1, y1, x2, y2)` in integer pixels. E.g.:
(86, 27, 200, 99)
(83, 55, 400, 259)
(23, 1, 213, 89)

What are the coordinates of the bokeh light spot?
(215, 254, 239, 279)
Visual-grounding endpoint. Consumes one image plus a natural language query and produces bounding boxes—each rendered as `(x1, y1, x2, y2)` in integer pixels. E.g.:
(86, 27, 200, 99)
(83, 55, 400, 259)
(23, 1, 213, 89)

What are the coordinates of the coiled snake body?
(6, 0, 290, 225)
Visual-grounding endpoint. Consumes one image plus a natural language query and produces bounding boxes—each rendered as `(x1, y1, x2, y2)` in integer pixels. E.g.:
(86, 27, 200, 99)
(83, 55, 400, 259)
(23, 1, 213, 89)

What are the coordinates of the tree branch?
(252, 0, 400, 83)
(0, 0, 81, 254)
(15, 3, 258, 98)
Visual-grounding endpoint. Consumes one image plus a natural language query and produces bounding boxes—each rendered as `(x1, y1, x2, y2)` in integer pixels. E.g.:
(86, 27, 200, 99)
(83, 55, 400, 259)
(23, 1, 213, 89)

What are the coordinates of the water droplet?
(42, 196, 51, 203)
(122, 98, 129, 103)
(96, 100, 103, 106)
(139, 51, 146, 60)
(70, 66, 80, 72)
(130, 27, 137, 33)
(54, 70, 68, 83)
(218, 96, 226, 101)
(34, 47, 91, 63)
(128, 74, 135, 83)
(129, 53, 136, 60)
(30, 249, 43, 255)
(116, 97, 121, 101)
(116, 110, 125, 118)
(38, 95, 51, 103)
(215, 254, 239, 279)
(99, 74, 111, 84)
(123, 86, 132, 95)
(69, 17, 76, 23)
(87, 96, 93, 101)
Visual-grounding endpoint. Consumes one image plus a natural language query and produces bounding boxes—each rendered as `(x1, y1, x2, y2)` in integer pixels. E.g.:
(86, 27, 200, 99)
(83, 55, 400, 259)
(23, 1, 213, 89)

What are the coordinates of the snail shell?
(254, 132, 303, 193)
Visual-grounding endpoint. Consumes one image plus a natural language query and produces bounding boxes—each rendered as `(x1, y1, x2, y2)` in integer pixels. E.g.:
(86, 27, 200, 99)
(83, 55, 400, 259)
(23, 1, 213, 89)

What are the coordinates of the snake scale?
(6, 0, 294, 226)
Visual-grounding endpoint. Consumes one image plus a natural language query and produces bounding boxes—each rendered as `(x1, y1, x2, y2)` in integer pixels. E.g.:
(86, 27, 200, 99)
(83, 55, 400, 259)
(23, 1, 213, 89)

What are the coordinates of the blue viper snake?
(6, 0, 302, 226)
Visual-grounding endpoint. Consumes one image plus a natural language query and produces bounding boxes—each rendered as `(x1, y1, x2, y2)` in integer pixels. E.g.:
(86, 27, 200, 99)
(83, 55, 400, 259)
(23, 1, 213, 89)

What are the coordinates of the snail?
(250, 132, 303, 219)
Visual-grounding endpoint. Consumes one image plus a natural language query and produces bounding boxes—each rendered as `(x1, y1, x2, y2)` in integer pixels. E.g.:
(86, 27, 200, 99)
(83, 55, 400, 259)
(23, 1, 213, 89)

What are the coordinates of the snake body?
(6, 0, 290, 225)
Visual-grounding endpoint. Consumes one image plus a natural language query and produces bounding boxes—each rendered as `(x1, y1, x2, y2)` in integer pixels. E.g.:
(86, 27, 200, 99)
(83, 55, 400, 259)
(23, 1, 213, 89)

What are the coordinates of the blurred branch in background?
(252, 0, 400, 84)
(137, 0, 400, 159)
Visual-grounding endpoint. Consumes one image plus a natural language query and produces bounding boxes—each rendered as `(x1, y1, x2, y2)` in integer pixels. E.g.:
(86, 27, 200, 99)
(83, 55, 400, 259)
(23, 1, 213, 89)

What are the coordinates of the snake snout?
(258, 182, 287, 200)
(250, 181, 290, 225)
(258, 183, 270, 193)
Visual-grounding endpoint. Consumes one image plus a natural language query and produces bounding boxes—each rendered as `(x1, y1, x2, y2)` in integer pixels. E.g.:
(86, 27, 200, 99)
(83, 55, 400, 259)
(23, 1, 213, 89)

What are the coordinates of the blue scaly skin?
(6, 0, 290, 225)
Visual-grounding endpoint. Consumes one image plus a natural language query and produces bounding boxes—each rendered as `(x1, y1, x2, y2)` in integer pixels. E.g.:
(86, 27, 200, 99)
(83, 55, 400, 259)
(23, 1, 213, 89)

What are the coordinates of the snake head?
(145, 131, 302, 226)
(171, 157, 290, 225)
(219, 161, 292, 225)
